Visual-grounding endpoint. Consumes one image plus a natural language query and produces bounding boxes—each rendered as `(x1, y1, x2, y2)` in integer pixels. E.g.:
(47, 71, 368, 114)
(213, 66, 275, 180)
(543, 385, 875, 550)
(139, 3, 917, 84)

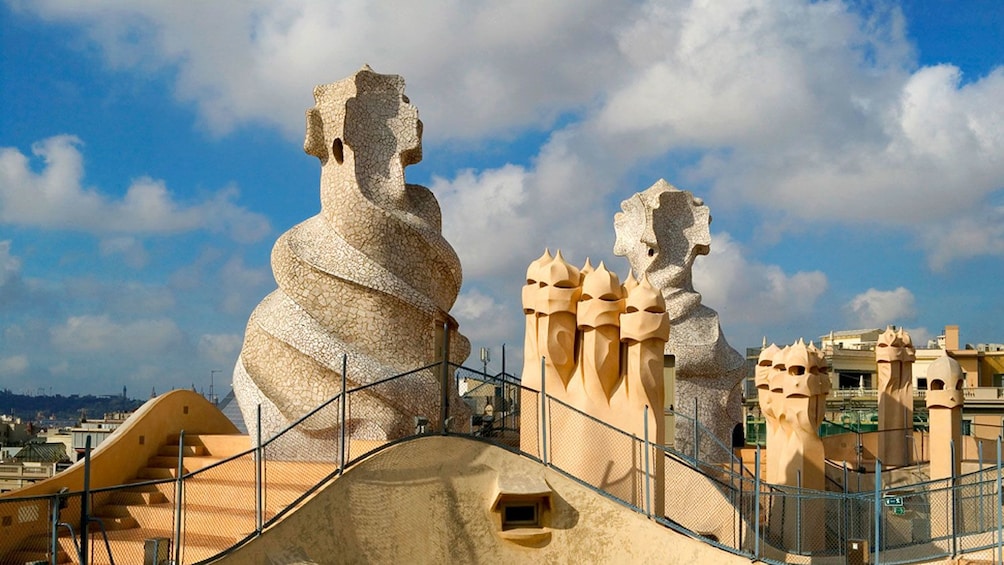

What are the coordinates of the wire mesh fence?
(6, 358, 1004, 564)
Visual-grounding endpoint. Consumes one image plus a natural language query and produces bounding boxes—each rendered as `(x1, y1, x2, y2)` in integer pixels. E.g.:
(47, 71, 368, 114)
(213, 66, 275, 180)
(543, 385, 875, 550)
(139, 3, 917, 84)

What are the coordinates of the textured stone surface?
(613, 179, 745, 461)
(216, 436, 753, 565)
(233, 67, 470, 456)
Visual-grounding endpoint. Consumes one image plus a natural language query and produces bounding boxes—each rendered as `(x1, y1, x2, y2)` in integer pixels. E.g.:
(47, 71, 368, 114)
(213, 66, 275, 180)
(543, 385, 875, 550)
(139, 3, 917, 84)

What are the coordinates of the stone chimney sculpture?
(777, 340, 827, 490)
(520, 251, 670, 515)
(767, 345, 790, 484)
(614, 180, 745, 461)
(233, 67, 470, 457)
(876, 326, 915, 467)
(755, 343, 780, 478)
(777, 339, 829, 551)
(926, 355, 964, 479)
(926, 354, 964, 539)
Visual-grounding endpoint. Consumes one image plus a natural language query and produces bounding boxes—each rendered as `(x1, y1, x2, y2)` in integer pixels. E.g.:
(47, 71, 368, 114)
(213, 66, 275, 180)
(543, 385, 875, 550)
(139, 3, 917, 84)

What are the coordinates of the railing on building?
(2, 353, 1004, 565)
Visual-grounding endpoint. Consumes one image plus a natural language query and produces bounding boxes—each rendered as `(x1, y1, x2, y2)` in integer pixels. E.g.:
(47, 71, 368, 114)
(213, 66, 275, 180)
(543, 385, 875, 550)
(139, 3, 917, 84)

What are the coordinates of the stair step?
(108, 489, 169, 505)
(137, 467, 178, 480)
(147, 455, 226, 472)
(159, 443, 207, 457)
(7, 548, 73, 565)
(91, 514, 140, 531)
(95, 527, 248, 565)
(165, 434, 251, 458)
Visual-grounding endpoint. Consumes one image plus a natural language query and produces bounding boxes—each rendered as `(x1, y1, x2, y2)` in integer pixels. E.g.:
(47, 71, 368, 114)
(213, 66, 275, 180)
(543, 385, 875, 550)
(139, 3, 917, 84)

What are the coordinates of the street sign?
(884, 496, 904, 507)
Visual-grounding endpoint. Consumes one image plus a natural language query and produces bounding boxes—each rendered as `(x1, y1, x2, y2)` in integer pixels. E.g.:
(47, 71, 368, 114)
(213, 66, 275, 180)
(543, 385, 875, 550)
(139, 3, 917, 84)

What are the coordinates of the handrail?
(10, 361, 1004, 565)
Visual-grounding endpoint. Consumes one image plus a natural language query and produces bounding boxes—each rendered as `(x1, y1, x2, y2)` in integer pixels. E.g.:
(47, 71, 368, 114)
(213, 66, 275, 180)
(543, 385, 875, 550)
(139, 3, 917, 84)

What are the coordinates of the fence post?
(754, 446, 761, 559)
(951, 439, 957, 556)
(644, 405, 651, 518)
(80, 436, 91, 565)
(737, 449, 743, 552)
(796, 469, 802, 555)
(693, 397, 699, 463)
(256, 404, 263, 533)
(174, 430, 185, 565)
(501, 343, 507, 433)
(440, 321, 451, 435)
(540, 356, 547, 466)
(50, 491, 61, 565)
(996, 436, 1002, 565)
(843, 463, 849, 543)
(980, 440, 985, 533)
(340, 354, 348, 471)
(874, 458, 881, 565)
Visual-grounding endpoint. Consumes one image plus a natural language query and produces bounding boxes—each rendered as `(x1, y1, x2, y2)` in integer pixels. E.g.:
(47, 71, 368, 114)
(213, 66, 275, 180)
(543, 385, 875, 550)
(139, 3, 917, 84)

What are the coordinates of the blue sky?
(1, 0, 1002, 397)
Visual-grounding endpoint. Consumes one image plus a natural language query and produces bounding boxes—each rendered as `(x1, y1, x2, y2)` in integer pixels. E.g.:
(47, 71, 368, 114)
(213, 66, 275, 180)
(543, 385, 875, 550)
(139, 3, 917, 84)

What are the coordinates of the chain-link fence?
(6, 357, 1004, 564)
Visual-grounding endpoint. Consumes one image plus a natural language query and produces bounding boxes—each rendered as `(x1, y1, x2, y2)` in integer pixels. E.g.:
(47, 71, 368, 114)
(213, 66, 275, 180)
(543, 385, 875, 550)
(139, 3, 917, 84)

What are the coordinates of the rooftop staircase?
(7, 433, 335, 565)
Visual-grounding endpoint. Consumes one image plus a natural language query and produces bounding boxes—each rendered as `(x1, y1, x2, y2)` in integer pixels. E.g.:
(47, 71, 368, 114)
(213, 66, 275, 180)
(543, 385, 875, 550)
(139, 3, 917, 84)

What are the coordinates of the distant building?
(69, 412, 132, 460)
(0, 442, 70, 492)
(744, 324, 1004, 444)
(0, 415, 32, 446)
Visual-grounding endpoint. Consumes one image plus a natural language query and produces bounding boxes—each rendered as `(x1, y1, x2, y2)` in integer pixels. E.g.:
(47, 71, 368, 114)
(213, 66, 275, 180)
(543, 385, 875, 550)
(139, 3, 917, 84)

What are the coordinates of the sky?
(1, 0, 1003, 398)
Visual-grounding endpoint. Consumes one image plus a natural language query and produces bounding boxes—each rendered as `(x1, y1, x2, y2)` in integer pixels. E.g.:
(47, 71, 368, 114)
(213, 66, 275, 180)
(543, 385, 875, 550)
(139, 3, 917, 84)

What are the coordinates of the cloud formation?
(0, 136, 271, 242)
(693, 232, 828, 344)
(846, 287, 916, 328)
(50, 314, 183, 355)
(5, 0, 1003, 389)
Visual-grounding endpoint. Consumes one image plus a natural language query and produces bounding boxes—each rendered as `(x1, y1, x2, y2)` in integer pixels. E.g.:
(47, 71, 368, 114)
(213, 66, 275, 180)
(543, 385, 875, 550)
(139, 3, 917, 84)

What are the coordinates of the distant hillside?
(0, 389, 144, 425)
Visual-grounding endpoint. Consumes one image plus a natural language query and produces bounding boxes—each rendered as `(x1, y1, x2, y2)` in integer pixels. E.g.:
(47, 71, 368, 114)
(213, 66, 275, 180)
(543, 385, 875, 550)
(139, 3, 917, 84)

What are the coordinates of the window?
(502, 502, 539, 528)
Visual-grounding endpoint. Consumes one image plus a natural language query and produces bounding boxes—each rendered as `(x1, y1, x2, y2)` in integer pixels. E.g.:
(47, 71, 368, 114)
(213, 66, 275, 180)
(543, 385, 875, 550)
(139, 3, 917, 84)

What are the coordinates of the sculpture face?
(876, 326, 903, 364)
(304, 68, 423, 171)
(927, 355, 965, 409)
(898, 327, 916, 362)
(614, 181, 711, 290)
(756, 344, 779, 389)
(783, 342, 813, 398)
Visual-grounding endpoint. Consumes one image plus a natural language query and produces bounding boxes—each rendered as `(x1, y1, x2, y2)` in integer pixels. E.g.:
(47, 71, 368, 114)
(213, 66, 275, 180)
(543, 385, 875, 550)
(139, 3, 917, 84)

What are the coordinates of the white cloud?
(904, 326, 932, 348)
(197, 333, 243, 366)
(452, 289, 520, 346)
(218, 255, 271, 315)
(0, 240, 21, 286)
(50, 314, 183, 354)
(0, 136, 271, 242)
(845, 287, 916, 328)
(16, 0, 1004, 274)
(693, 232, 828, 338)
(8, 0, 1004, 379)
(919, 206, 1004, 271)
(18, 0, 636, 141)
(0, 355, 29, 377)
(99, 236, 149, 269)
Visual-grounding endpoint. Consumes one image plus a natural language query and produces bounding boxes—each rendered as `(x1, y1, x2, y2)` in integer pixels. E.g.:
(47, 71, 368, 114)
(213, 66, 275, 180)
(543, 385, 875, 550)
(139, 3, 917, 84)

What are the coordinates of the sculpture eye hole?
(332, 138, 344, 164)
(647, 248, 655, 257)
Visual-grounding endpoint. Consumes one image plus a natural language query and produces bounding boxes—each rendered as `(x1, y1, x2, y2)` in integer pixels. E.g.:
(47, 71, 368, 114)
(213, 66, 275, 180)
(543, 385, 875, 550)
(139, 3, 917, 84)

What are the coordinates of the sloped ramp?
(211, 436, 754, 565)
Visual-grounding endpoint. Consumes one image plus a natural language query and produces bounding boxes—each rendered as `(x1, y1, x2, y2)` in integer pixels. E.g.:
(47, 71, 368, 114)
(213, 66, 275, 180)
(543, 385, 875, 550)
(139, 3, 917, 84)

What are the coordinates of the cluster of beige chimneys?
(520, 250, 670, 515)
(751, 329, 969, 550)
(755, 339, 830, 490)
(755, 328, 965, 486)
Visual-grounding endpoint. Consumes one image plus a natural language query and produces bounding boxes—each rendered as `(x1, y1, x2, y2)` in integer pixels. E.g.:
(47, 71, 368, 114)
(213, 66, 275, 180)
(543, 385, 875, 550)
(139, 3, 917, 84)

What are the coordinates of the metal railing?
(3, 351, 1004, 565)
